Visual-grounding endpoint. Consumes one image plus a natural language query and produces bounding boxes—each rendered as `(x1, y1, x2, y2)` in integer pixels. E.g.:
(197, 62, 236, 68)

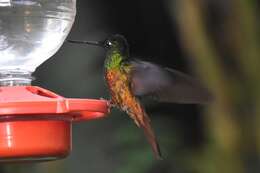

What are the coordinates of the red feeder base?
(0, 120, 71, 161)
(0, 86, 109, 162)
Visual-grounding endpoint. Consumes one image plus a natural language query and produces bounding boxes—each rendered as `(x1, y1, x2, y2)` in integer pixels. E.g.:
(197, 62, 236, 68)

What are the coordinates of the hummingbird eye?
(104, 40, 113, 48)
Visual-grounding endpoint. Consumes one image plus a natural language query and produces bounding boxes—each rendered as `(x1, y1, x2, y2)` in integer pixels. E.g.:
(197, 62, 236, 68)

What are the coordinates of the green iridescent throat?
(105, 50, 124, 69)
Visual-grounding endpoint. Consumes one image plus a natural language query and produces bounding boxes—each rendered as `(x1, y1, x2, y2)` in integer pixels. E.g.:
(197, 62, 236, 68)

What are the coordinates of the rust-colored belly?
(105, 69, 144, 124)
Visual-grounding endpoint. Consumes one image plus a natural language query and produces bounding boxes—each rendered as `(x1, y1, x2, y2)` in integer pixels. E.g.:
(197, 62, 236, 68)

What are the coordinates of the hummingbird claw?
(99, 98, 116, 114)
(109, 99, 116, 107)
(99, 97, 106, 100)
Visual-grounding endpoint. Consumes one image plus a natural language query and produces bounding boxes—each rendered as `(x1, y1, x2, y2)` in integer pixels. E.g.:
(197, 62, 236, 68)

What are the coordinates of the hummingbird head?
(67, 34, 129, 56)
(103, 34, 128, 51)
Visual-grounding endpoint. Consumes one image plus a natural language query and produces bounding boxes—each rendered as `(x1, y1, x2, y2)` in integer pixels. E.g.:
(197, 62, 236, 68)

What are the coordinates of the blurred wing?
(130, 60, 212, 104)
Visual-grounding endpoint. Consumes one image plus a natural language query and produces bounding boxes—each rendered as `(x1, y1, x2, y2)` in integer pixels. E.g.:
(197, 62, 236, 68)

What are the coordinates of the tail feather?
(141, 112, 162, 160)
(120, 93, 162, 159)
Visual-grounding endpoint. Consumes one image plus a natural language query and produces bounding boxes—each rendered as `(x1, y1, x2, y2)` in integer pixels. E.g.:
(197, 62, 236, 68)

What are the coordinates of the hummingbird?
(67, 34, 211, 159)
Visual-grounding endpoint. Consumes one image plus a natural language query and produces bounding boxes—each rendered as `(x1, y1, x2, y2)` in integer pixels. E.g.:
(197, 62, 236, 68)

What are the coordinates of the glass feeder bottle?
(0, 0, 76, 85)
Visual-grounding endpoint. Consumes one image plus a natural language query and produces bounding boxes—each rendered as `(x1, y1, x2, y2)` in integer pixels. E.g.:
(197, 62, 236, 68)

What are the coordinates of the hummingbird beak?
(66, 39, 103, 47)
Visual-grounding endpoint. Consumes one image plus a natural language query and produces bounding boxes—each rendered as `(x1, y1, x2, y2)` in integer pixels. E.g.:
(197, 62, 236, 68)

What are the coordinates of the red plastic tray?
(0, 86, 109, 162)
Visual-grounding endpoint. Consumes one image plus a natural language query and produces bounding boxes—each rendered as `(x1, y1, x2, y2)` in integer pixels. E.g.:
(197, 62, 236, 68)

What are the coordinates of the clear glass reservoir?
(0, 0, 76, 85)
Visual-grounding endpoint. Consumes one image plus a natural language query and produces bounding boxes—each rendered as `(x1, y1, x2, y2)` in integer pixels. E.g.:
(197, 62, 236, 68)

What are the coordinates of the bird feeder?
(0, 0, 109, 162)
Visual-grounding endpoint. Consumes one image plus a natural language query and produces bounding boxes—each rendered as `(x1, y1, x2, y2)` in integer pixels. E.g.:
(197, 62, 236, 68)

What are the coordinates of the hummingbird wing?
(130, 60, 212, 104)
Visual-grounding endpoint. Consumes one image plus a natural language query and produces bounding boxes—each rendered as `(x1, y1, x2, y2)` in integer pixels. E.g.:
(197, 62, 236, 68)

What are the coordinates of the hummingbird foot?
(99, 98, 116, 114)
(108, 99, 116, 107)
(99, 97, 107, 100)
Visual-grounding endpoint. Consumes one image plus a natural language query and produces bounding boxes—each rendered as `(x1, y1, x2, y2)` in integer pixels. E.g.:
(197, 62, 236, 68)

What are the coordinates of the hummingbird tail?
(141, 112, 162, 160)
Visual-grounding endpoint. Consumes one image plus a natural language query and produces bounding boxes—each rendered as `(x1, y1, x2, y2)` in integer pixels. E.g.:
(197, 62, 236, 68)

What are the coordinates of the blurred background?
(2, 0, 259, 172)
